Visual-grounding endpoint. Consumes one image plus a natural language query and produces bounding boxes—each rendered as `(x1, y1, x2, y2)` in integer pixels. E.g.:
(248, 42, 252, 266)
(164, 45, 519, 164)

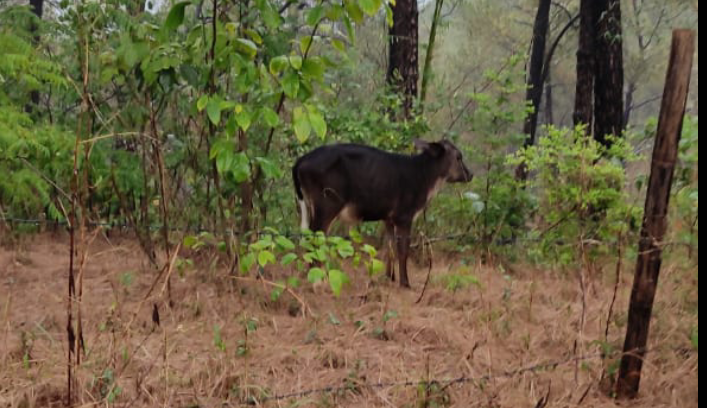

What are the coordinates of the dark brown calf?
(292, 140, 472, 287)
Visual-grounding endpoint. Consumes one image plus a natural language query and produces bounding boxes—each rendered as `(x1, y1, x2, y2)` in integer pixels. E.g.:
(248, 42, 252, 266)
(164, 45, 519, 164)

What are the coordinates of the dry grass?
(0, 233, 698, 408)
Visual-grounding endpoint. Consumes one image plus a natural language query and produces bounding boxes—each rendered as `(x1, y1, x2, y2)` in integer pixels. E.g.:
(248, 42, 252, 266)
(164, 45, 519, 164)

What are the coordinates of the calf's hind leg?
(394, 220, 412, 288)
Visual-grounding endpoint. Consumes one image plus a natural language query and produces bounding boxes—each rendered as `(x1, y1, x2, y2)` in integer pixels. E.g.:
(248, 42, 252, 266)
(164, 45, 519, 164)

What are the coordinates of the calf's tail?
(292, 161, 310, 230)
(292, 161, 304, 200)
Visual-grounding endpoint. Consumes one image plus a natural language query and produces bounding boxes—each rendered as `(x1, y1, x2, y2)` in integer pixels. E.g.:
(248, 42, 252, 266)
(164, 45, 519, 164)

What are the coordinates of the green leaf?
(307, 267, 326, 284)
(289, 55, 303, 70)
(261, 106, 280, 127)
(281, 253, 298, 266)
(107, 386, 122, 404)
(235, 107, 252, 131)
(287, 276, 300, 288)
(206, 98, 222, 125)
(216, 150, 234, 175)
(299, 36, 313, 55)
(209, 138, 228, 160)
(183, 235, 198, 249)
(385, 3, 393, 27)
(362, 244, 377, 257)
(328, 269, 348, 297)
(244, 28, 263, 45)
(180, 64, 200, 87)
(315, 248, 328, 262)
(326, 4, 344, 21)
(235, 38, 258, 60)
(258, 250, 276, 267)
(343, 15, 356, 44)
(263, 10, 281, 29)
(271, 286, 284, 301)
(257, 0, 281, 29)
(307, 105, 327, 139)
(250, 238, 271, 251)
(332, 39, 346, 53)
(269, 56, 289, 76)
(282, 71, 300, 98)
(293, 107, 311, 143)
(302, 58, 325, 80)
(197, 95, 209, 112)
(306, 5, 325, 26)
(240, 253, 256, 274)
(358, 0, 381, 16)
(232, 152, 251, 183)
(255, 157, 282, 179)
(370, 259, 385, 276)
(220, 100, 236, 111)
(275, 236, 296, 250)
(246, 317, 258, 331)
(345, 0, 364, 23)
(336, 240, 354, 258)
(164, 1, 190, 31)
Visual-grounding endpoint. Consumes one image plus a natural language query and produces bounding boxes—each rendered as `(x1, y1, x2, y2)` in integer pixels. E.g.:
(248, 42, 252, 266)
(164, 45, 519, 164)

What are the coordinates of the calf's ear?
(413, 139, 430, 151)
(414, 139, 445, 158)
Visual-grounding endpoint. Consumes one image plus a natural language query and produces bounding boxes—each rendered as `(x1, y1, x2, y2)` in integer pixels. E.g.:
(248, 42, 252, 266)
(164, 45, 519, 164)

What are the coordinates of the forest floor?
(0, 233, 698, 408)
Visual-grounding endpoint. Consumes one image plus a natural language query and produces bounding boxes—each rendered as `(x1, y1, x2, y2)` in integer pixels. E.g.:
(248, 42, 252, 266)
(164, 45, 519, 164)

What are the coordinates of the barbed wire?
(250, 350, 631, 404)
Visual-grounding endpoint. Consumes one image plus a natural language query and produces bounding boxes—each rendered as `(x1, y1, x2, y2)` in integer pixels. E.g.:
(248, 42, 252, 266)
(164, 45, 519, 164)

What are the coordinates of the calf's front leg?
(395, 221, 412, 288)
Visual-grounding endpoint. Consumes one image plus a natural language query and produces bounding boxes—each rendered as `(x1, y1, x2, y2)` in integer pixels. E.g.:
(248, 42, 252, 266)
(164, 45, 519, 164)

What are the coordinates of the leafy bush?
(673, 115, 698, 259)
(511, 125, 640, 269)
(422, 55, 532, 259)
(184, 228, 384, 298)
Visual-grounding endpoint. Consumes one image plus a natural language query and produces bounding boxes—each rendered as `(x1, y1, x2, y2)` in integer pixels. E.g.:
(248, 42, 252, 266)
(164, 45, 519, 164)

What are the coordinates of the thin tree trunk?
(25, 0, 44, 114)
(593, 0, 624, 147)
(238, 128, 253, 234)
(623, 81, 636, 127)
(544, 65, 554, 126)
(616, 29, 695, 399)
(516, 0, 551, 181)
(573, 0, 598, 131)
(419, 0, 444, 110)
(387, 0, 419, 119)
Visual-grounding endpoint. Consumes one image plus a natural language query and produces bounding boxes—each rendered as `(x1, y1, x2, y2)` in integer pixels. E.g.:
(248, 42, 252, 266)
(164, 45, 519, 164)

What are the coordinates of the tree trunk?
(419, 0, 443, 111)
(522, 0, 552, 147)
(623, 81, 636, 127)
(387, 0, 419, 119)
(544, 65, 554, 126)
(593, 0, 624, 148)
(516, 0, 551, 181)
(616, 29, 695, 399)
(25, 0, 44, 114)
(238, 128, 253, 234)
(573, 0, 598, 131)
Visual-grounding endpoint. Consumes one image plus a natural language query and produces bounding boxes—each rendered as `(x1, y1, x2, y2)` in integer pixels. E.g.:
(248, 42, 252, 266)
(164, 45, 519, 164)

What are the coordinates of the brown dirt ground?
(0, 232, 698, 408)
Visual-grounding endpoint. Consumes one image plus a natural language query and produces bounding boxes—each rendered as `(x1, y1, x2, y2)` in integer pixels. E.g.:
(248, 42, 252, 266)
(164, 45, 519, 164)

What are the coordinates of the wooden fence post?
(616, 29, 695, 399)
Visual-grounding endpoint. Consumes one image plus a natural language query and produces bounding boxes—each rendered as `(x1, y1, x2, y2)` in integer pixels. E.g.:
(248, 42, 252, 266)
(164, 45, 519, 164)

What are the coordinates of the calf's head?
(414, 139, 473, 183)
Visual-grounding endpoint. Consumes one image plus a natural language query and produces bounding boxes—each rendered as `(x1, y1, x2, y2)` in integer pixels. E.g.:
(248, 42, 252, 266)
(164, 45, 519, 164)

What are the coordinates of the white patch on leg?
(299, 199, 310, 230)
